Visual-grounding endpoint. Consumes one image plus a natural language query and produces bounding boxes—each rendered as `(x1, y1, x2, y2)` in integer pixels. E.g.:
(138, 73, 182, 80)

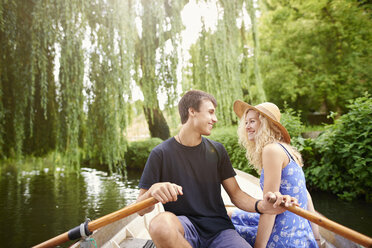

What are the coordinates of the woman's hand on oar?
(259, 192, 298, 214)
(266, 191, 299, 208)
(268, 195, 372, 248)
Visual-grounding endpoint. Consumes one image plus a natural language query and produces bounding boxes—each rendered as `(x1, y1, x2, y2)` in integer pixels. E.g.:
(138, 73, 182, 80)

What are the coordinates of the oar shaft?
(89, 197, 158, 231)
(281, 203, 372, 247)
(33, 197, 158, 248)
(33, 232, 69, 248)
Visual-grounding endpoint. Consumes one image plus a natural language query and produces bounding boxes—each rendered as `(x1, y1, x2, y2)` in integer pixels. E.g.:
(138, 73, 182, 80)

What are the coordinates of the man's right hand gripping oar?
(136, 182, 183, 216)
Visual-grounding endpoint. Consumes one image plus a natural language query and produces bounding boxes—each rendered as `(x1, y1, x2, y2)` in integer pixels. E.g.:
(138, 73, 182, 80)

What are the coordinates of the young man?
(136, 90, 295, 248)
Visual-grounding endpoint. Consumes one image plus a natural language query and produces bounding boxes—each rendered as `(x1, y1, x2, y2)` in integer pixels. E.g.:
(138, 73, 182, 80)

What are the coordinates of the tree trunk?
(143, 105, 170, 140)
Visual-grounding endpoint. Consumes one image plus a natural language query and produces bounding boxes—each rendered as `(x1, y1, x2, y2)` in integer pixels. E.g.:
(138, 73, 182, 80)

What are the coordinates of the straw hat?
(233, 100, 291, 143)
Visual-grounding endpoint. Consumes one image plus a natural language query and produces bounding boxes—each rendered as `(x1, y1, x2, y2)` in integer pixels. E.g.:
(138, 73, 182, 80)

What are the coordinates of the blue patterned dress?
(231, 143, 318, 247)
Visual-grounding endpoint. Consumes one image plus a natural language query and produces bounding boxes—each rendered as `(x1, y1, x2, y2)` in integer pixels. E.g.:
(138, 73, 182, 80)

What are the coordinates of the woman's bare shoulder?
(262, 143, 289, 168)
(262, 143, 283, 154)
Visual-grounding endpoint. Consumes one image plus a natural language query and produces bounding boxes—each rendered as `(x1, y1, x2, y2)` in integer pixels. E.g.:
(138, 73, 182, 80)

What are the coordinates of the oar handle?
(33, 197, 158, 248)
(268, 197, 372, 247)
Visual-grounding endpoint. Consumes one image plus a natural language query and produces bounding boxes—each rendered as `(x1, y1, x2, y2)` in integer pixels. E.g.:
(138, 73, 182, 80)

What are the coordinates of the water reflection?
(310, 190, 372, 237)
(0, 164, 141, 248)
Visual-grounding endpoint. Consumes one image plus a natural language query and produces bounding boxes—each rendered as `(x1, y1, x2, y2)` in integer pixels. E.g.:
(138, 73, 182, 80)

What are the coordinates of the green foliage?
(1, 0, 371, 177)
(209, 127, 259, 177)
(185, 1, 246, 126)
(0, 0, 34, 158)
(186, 0, 372, 124)
(125, 138, 163, 170)
(135, 0, 186, 140)
(0, 0, 185, 167)
(84, 0, 134, 170)
(281, 104, 305, 139)
(246, 0, 266, 102)
(259, 0, 372, 116)
(303, 94, 372, 201)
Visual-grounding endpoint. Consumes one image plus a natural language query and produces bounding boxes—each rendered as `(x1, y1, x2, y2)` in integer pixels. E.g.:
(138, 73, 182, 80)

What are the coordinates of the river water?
(0, 164, 142, 248)
(0, 163, 371, 248)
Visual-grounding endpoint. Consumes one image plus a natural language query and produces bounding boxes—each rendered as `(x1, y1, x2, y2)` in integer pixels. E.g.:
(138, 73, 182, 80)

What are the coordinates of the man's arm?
(222, 176, 297, 215)
(136, 182, 183, 216)
(222, 177, 257, 212)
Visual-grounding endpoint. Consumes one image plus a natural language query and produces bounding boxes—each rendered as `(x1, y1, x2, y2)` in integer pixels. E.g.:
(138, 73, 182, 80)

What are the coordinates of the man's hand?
(259, 192, 298, 214)
(149, 182, 183, 204)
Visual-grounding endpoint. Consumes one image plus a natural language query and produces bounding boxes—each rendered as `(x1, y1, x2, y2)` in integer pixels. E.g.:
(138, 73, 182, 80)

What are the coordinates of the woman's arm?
(255, 214, 276, 248)
(254, 144, 286, 248)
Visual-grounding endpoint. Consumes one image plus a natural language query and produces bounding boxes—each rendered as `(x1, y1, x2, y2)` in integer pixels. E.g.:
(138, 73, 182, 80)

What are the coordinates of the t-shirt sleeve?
(138, 148, 162, 190)
(218, 143, 236, 181)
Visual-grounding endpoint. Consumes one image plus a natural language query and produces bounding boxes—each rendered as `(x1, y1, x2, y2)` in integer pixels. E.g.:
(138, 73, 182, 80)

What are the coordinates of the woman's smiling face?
(245, 110, 261, 141)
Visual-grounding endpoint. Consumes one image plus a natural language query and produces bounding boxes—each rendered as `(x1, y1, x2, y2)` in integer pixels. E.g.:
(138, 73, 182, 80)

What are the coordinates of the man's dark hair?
(178, 90, 217, 124)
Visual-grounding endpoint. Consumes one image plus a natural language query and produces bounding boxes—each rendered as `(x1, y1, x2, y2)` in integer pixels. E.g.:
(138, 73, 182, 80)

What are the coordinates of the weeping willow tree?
(56, 1, 86, 167)
(0, 0, 190, 167)
(185, 0, 266, 125)
(245, 0, 266, 102)
(0, 0, 38, 158)
(134, 0, 186, 140)
(1, 0, 270, 165)
(24, 0, 58, 156)
(0, 0, 136, 169)
(84, 0, 136, 170)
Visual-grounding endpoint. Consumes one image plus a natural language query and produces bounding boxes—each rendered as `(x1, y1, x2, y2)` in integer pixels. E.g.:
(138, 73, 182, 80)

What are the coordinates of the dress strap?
(277, 143, 294, 161)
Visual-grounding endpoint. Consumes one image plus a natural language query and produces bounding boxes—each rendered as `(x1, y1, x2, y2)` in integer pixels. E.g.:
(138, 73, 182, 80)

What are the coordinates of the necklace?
(178, 134, 183, 145)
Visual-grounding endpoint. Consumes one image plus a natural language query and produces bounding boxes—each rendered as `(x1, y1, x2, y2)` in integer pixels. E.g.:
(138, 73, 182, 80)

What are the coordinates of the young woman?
(230, 100, 320, 248)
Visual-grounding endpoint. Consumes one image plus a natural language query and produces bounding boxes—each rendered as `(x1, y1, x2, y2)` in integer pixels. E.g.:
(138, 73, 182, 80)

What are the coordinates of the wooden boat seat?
(119, 238, 155, 248)
(222, 169, 263, 207)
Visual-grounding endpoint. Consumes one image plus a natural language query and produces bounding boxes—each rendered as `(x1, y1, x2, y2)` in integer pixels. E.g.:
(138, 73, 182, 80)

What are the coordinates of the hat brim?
(233, 100, 291, 144)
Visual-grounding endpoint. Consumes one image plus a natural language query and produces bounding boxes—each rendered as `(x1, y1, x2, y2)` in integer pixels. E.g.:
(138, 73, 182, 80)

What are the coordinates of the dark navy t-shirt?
(138, 137, 236, 239)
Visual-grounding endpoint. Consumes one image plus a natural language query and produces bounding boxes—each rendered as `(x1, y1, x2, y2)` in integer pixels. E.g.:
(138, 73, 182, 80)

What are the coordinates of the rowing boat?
(70, 169, 361, 248)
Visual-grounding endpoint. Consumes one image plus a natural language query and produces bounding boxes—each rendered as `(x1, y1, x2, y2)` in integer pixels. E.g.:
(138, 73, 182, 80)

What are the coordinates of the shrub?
(125, 138, 163, 170)
(281, 103, 305, 139)
(304, 93, 372, 201)
(279, 106, 318, 170)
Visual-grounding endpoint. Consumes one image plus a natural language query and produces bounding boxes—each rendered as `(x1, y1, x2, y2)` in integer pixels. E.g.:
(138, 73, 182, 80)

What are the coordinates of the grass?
(303, 125, 327, 133)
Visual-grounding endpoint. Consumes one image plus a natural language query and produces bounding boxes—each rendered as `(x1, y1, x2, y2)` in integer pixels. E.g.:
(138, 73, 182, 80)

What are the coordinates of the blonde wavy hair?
(238, 109, 303, 173)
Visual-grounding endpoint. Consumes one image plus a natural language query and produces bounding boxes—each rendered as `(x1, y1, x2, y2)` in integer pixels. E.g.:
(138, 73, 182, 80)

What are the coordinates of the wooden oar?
(267, 197, 372, 248)
(33, 197, 158, 248)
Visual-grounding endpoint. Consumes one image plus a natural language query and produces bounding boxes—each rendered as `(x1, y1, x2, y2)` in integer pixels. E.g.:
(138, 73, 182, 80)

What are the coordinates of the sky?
(181, 0, 220, 54)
